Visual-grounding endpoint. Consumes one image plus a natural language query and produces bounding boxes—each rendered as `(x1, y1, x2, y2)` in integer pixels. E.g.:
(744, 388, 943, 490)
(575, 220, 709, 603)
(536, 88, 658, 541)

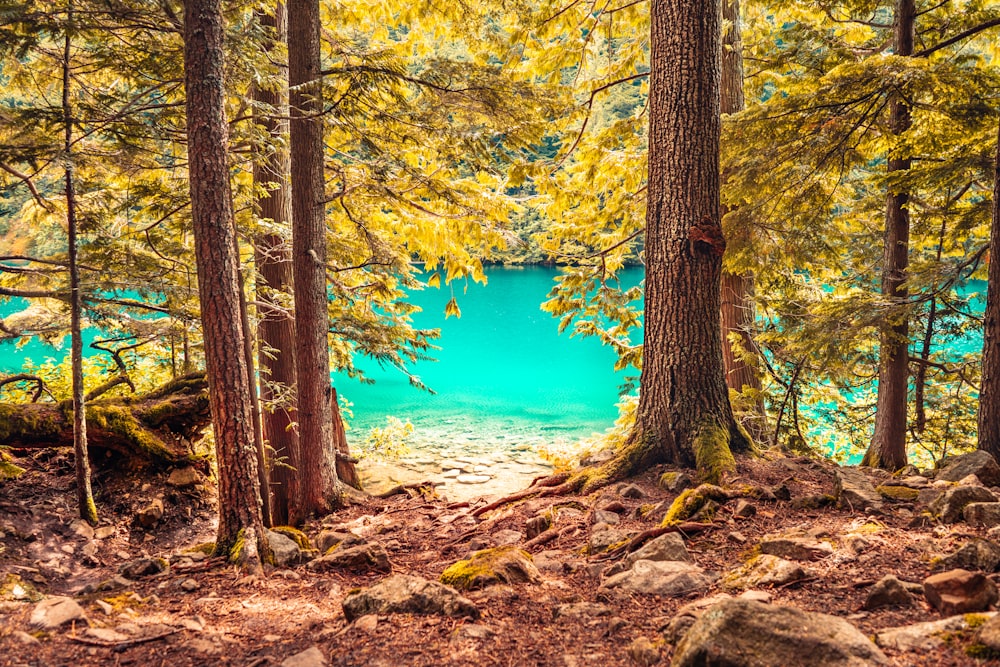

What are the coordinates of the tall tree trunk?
(978, 120, 1000, 457)
(863, 0, 914, 471)
(63, 4, 97, 525)
(288, 0, 342, 519)
(254, 1, 301, 526)
(915, 220, 946, 434)
(627, 0, 749, 483)
(719, 0, 765, 441)
(184, 0, 268, 567)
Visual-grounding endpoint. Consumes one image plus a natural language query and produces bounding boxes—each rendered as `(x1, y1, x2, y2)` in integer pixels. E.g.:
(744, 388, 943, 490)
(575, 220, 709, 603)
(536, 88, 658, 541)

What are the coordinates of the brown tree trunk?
(63, 4, 97, 525)
(331, 389, 361, 489)
(719, 0, 765, 441)
(863, 0, 914, 471)
(253, 1, 302, 527)
(978, 120, 1000, 457)
(288, 0, 342, 520)
(184, 0, 268, 567)
(628, 0, 749, 482)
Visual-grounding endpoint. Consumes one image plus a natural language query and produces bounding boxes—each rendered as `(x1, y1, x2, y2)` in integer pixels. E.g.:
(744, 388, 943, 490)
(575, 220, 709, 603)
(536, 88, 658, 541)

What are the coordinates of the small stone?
(592, 510, 620, 526)
(661, 594, 733, 645)
(441, 546, 541, 590)
(627, 637, 660, 666)
(525, 515, 551, 540)
(876, 485, 920, 501)
(723, 554, 808, 590)
(11, 630, 40, 645)
(308, 542, 390, 573)
(453, 623, 495, 640)
(69, 519, 95, 541)
(863, 575, 915, 610)
(181, 617, 204, 632)
(598, 501, 628, 514)
(759, 535, 833, 561)
(30, 596, 86, 630)
(923, 569, 999, 615)
(929, 485, 998, 523)
(620, 484, 645, 499)
(732, 500, 756, 518)
(658, 471, 692, 493)
(167, 466, 201, 488)
(622, 532, 691, 569)
(314, 530, 364, 555)
(959, 474, 985, 487)
(354, 614, 378, 633)
(727, 531, 747, 544)
(589, 525, 632, 554)
(964, 502, 1000, 528)
(493, 529, 524, 546)
(281, 646, 328, 667)
(135, 499, 164, 528)
(738, 590, 772, 603)
(553, 602, 613, 619)
(119, 557, 167, 579)
(94, 599, 113, 615)
(180, 578, 200, 592)
(935, 538, 1000, 572)
(85, 627, 129, 642)
(601, 559, 713, 597)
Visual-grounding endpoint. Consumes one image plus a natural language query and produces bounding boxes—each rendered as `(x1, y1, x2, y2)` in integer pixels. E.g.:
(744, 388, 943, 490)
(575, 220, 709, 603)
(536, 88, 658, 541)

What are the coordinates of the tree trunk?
(628, 0, 749, 483)
(863, 0, 914, 471)
(184, 0, 269, 567)
(253, 1, 301, 527)
(719, 0, 765, 441)
(978, 120, 1000, 457)
(331, 388, 360, 489)
(63, 4, 97, 525)
(288, 0, 342, 520)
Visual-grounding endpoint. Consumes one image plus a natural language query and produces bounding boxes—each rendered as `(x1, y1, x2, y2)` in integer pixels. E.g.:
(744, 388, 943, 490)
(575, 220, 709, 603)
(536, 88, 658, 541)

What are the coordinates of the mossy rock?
(271, 526, 312, 551)
(0, 455, 25, 480)
(876, 485, 920, 501)
(440, 546, 541, 591)
(662, 484, 731, 526)
(1, 573, 42, 602)
(184, 542, 216, 556)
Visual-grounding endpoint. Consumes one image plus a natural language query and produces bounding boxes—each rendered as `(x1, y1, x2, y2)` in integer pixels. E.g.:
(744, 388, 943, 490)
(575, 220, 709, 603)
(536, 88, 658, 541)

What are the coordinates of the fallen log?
(0, 373, 210, 465)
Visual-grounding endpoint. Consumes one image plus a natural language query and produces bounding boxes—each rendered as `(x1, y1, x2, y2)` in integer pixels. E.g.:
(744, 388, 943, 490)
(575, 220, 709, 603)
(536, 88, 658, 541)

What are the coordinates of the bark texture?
(184, 0, 268, 565)
(718, 0, 765, 440)
(864, 0, 914, 471)
(253, 1, 301, 526)
(288, 0, 341, 519)
(978, 120, 1000, 458)
(630, 0, 748, 481)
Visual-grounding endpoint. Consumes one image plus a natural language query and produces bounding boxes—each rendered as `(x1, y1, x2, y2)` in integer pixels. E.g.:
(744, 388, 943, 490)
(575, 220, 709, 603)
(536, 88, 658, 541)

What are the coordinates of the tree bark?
(288, 0, 342, 519)
(253, 1, 302, 527)
(863, 0, 914, 471)
(978, 120, 1000, 458)
(628, 0, 749, 482)
(719, 0, 765, 441)
(63, 3, 97, 525)
(184, 0, 268, 567)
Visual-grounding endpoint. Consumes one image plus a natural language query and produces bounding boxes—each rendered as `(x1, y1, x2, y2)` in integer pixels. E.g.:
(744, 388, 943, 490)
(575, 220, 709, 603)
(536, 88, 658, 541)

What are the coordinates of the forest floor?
(1, 446, 999, 666)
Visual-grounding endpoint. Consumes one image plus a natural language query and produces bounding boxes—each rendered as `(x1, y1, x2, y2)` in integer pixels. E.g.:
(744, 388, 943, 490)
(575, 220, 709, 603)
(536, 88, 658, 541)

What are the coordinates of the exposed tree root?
(375, 481, 440, 499)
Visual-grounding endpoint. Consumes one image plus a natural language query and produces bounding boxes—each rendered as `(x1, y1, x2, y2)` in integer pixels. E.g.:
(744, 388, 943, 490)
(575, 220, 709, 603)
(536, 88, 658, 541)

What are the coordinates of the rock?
(599, 500, 628, 514)
(834, 467, 883, 512)
(875, 485, 920, 501)
(732, 500, 756, 518)
(929, 485, 998, 523)
(533, 550, 567, 575)
(342, 574, 479, 621)
(727, 531, 747, 544)
(974, 614, 1000, 654)
(592, 510, 620, 526)
(723, 554, 808, 590)
(959, 474, 985, 487)
(167, 466, 201, 488)
(689, 499, 720, 523)
(11, 630, 40, 645)
(588, 525, 631, 554)
(672, 598, 888, 666)
(94, 599, 113, 615)
(627, 637, 660, 666)
(353, 615, 378, 633)
(69, 519, 94, 540)
(307, 542, 390, 573)
(601, 559, 713, 597)
(30, 596, 87, 630)
(119, 557, 167, 579)
(267, 529, 301, 566)
(525, 515, 551, 539)
(622, 532, 691, 569)
(94, 526, 116, 540)
(935, 538, 1000, 572)
(493, 529, 524, 546)
(553, 602, 613, 619)
(965, 502, 1000, 528)
(85, 627, 130, 642)
(937, 450, 1000, 487)
(789, 494, 836, 510)
(456, 474, 491, 484)
(758, 535, 833, 561)
(440, 546, 540, 590)
(661, 594, 733, 645)
(314, 530, 364, 555)
(620, 484, 645, 499)
(453, 623, 495, 640)
(863, 575, 914, 610)
(180, 578, 200, 592)
(876, 613, 996, 652)
(135, 498, 164, 528)
(281, 646, 328, 667)
(659, 471, 693, 493)
(923, 569, 998, 614)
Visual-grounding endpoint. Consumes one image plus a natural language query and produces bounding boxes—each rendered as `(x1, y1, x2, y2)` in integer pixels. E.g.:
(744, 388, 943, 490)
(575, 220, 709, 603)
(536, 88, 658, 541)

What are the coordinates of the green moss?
(228, 529, 247, 563)
(141, 373, 207, 401)
(661, 484, 731, 526)
(0, 404, 63, 443)
(965, 614, 990, 630)
(965, 643, 997, 659)
(271, 526, 312, 550)
(0, 457, 25, 480)
(853, 521, 884, 535)
(1, 573, 43, 602)
(658, 472, 681, 490)
(692, 422, 736, 484)
(86, 405, 179, 462)
(440, 546, 536, 590)
(185, 542, 216, 555)
(876, 485, 920, 501)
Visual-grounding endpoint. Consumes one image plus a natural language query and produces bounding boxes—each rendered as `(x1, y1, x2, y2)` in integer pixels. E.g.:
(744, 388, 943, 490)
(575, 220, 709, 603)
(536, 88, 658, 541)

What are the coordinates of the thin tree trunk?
(864, 0, 914, 471)
(628, 0, 748, 482)
(63, 3, 97, 525)
(184, 0, 268, 568)
(915, 219, 946, 434)
(978, 120, 1000, 457)
(331, 389, 360, 489)
(254, 1, 301, 527)
(288, 0, 342, 520)
(719, 0, 765, 441)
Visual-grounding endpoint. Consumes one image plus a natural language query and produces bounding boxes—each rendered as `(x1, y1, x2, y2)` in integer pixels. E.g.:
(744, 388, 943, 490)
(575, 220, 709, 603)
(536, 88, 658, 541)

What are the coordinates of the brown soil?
(1, 448, 998, 666)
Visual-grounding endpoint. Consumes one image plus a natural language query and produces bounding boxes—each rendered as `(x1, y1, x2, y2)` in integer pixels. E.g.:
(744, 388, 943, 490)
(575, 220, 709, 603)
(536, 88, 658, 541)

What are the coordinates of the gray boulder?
(877, 613, 996, 652)
(929, 485, 998, 523)
(964, 502, 1000, 528)
(342, 574, 479, 621)
(759, 536, 833, 561)
(834, 467, 883, 513)
(601, 559, 713, 597)
(672, 598, 888, 666)
(267, 529, 301, 567)
(935, 538, 1000, 572)
(863, 575, 914, 610)
(308, 542, 390, 573)
(937, 450, 1000, 487)
(924, 568, 998, 614)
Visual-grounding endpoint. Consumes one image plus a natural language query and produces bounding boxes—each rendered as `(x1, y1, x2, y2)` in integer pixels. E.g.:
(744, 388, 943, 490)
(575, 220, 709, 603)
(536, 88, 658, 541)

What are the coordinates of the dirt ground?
(1, 447, 999, 666)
